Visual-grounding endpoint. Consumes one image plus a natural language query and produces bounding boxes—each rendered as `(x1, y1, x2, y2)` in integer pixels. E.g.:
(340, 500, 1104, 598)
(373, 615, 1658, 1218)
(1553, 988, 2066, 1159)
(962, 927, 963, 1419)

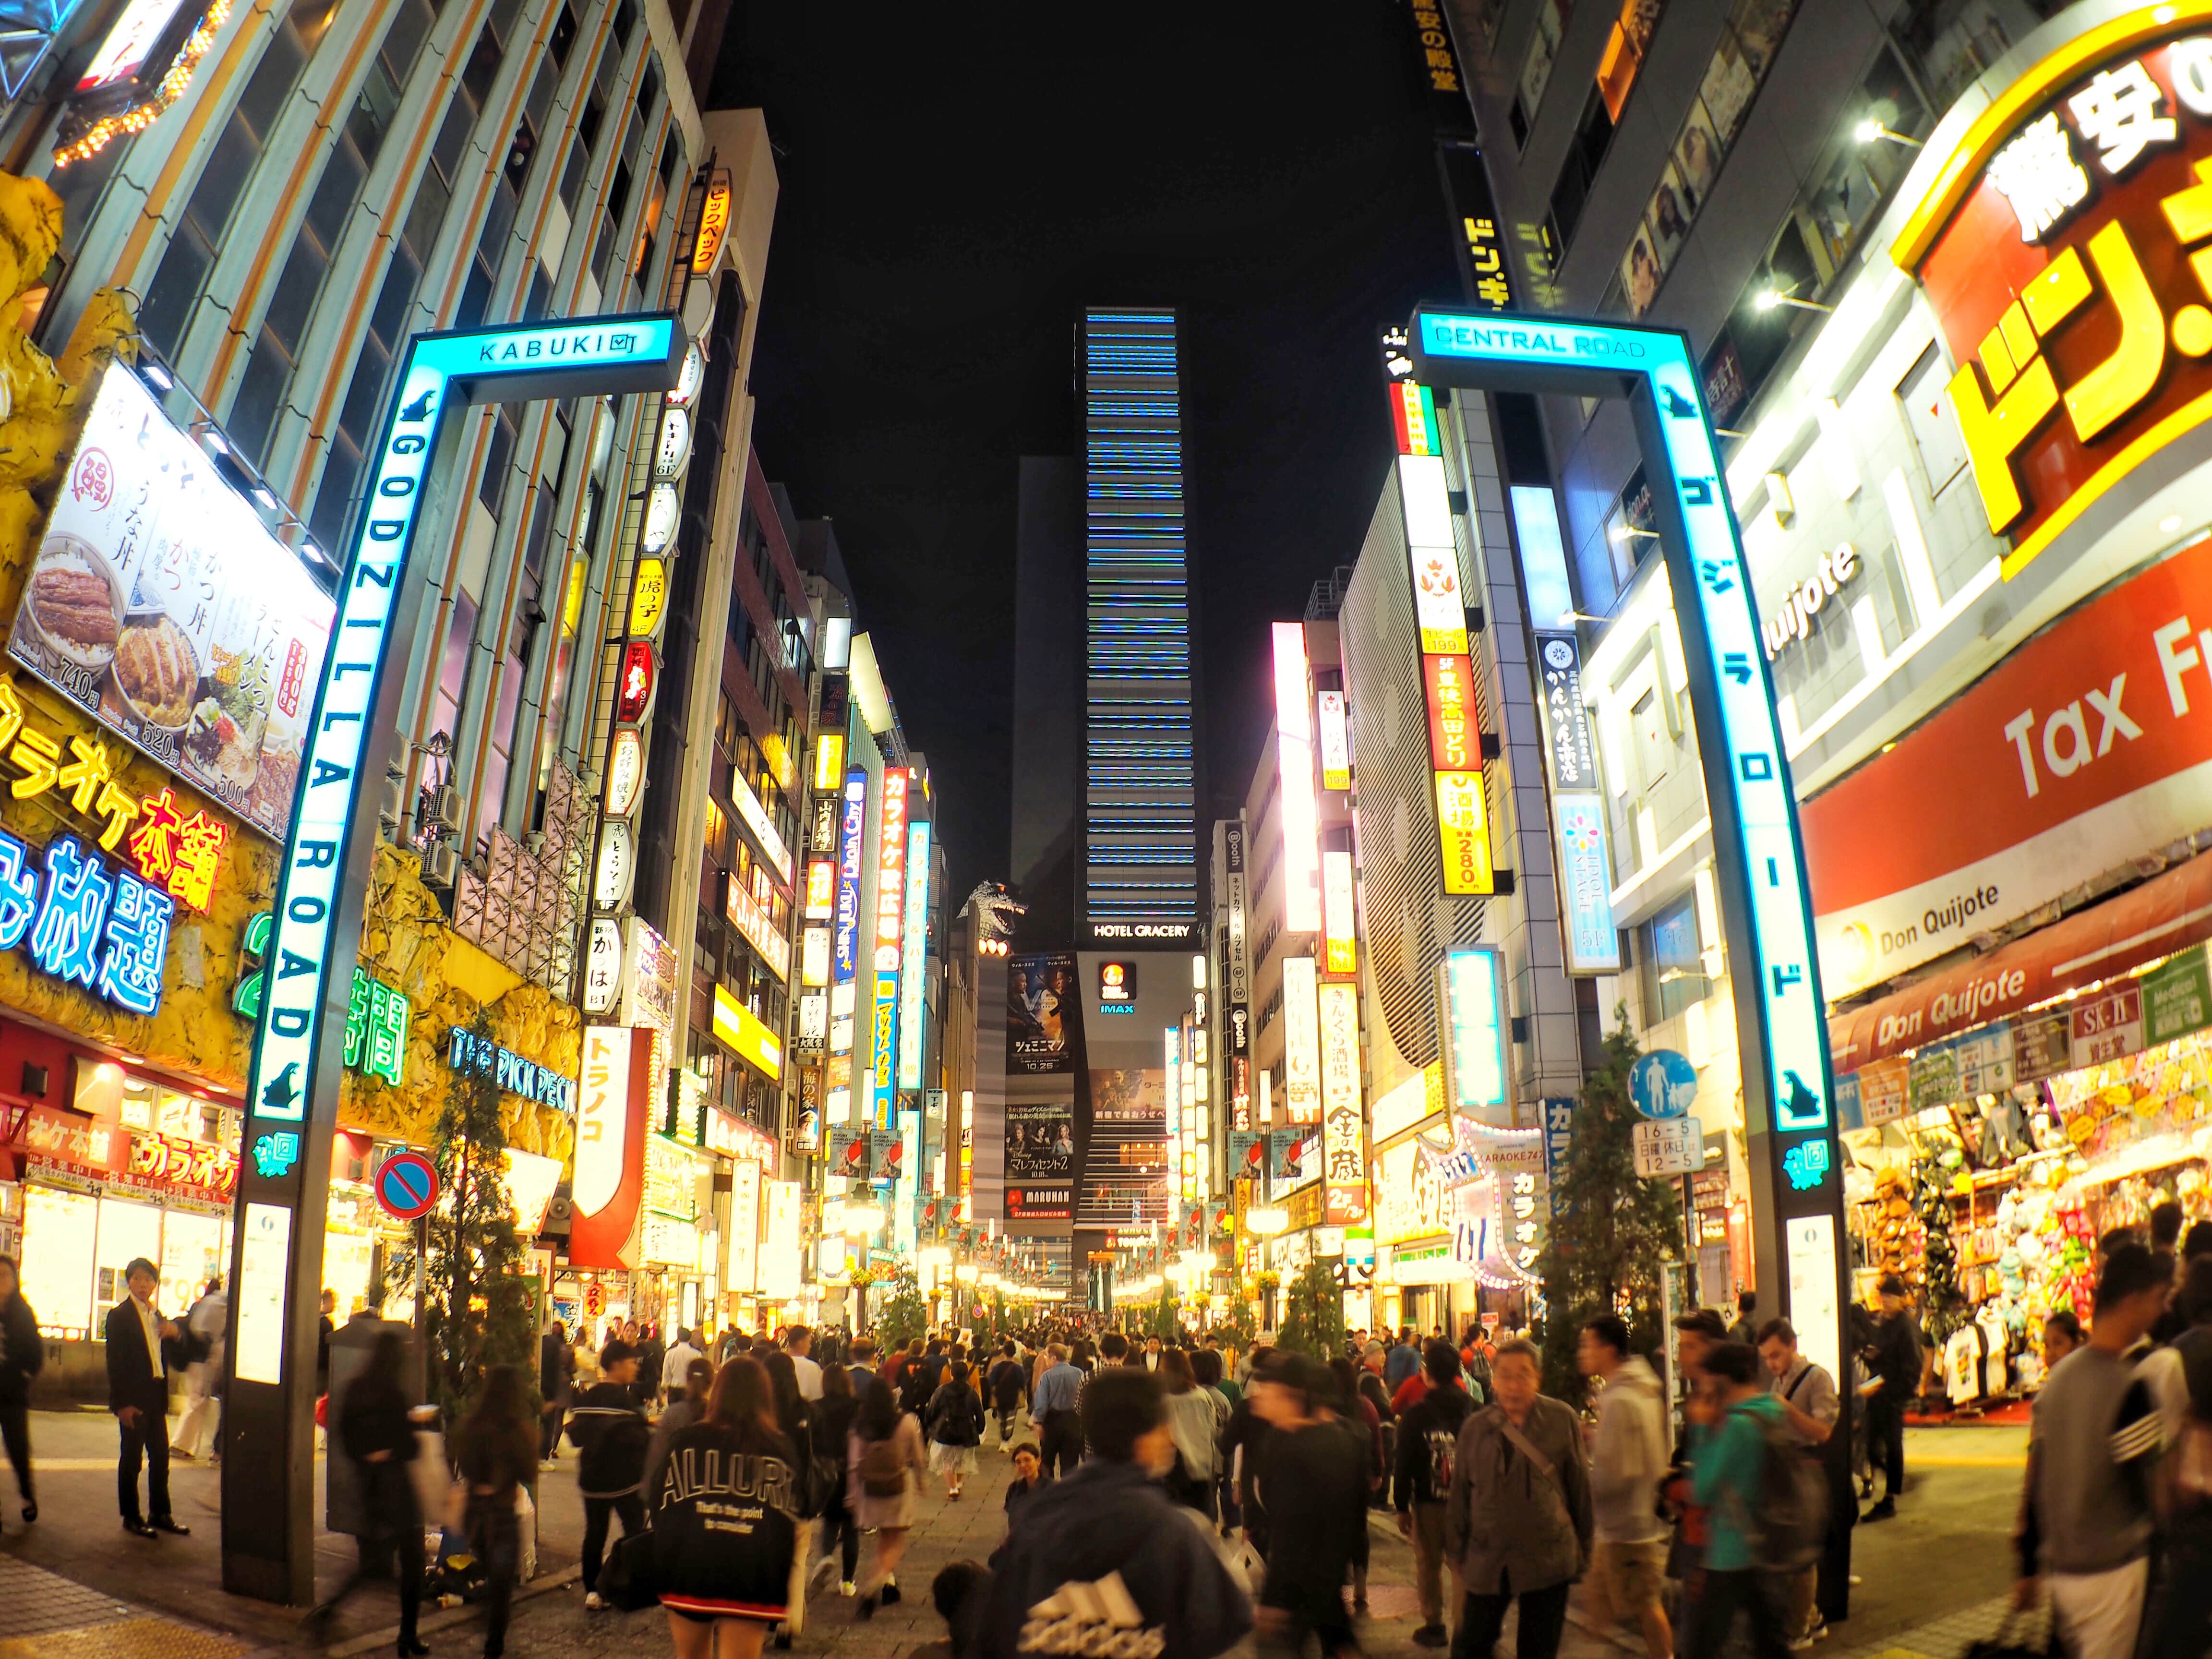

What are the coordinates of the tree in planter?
(875, 1259, 928, 1352)
(388, 1017, 538, 1427)
(1151, 1284, 1180, 1340)
(1276, 1260, 1345, 1357)
(1535, 1009, 1687, 1408)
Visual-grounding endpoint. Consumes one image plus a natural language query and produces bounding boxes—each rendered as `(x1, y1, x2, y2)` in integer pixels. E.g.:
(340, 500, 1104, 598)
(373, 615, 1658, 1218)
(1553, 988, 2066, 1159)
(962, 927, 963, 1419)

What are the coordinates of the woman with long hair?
(807, 1363, 863, 1596)
(845, 1373, 927, 1618)
(306, 1331, 430, 1655)
(925, 1358, 983, 1500)
(1326, 1355, 1380, 1612)
(653, 1358, 801, 1659)
(453, 1364, 537, 1659)
(1159, 1347, 1226, 1518)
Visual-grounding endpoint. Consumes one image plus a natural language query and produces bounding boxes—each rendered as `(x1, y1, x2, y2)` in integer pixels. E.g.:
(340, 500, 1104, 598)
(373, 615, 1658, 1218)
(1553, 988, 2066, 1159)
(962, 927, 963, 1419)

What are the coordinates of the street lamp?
(1854, 118, 1922, 148)
(842, 1202, 883, 1235)
(1753, 288, 1834, 315)
(1246, 1206, 1289, 1237)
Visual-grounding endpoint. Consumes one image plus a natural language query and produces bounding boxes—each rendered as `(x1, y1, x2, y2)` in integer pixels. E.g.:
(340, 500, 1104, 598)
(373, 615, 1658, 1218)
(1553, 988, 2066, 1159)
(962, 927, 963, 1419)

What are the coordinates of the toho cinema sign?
(222, 315, 684, 1602)
(1407, 306, 1847, 1393)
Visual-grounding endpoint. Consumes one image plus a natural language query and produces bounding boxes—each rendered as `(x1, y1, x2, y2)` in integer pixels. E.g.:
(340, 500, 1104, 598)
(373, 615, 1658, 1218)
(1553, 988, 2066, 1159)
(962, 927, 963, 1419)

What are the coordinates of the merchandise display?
(1838, 948, 2212, 1416)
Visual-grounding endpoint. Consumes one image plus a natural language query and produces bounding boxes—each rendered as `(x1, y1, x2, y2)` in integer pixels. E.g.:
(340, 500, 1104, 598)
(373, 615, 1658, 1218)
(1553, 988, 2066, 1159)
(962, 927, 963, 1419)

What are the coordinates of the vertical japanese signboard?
(1533, 633, 1619, 971)
(1319, 981, 1367, 1225)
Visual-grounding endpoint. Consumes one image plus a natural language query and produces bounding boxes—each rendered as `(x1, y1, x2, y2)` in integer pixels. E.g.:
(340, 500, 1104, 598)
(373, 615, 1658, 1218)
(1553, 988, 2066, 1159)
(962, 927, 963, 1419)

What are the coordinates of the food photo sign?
(11, 364, 335, 839)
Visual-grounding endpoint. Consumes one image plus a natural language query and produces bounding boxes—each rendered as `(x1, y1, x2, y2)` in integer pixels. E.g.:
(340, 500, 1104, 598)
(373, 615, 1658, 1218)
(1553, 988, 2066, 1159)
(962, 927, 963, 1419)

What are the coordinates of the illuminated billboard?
(1443, 945, 1506, 1119)
(1281, 953, 1321, 1121)
(1271, 623, 1321, 933)
(1322, 848, 1358, 975)
(897, 817, 930, 1089)
(1319, 981, 1366, 1226)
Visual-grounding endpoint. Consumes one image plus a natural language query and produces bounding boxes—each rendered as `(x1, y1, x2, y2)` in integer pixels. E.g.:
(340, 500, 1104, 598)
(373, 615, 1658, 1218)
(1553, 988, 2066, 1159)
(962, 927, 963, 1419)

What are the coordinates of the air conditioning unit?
(432, 785, 462, 830)
(424, 842, 460, 889)
(377, 775, 405, 838)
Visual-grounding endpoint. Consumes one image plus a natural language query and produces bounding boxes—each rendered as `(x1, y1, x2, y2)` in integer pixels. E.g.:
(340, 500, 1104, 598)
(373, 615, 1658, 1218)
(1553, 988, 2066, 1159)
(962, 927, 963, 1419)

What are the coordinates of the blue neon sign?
(240, 315, 681, 1162)
(1413, 310, 1834, 1153)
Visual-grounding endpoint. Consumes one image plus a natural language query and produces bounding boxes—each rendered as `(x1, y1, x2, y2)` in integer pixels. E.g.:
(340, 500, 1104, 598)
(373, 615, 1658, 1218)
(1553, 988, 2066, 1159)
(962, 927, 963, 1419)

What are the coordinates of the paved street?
(0, 1409, 2035, 1659)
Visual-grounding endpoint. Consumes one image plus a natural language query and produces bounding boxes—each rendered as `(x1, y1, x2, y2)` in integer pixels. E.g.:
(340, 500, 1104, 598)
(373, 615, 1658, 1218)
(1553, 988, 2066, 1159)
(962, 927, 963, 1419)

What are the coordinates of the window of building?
(1637, 892, 1708, 1024)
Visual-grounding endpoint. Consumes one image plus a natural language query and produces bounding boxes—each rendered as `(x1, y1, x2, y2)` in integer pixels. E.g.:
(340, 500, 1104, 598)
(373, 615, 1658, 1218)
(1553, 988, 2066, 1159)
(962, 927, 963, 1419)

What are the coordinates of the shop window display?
(1840, 973, 2212, 1415)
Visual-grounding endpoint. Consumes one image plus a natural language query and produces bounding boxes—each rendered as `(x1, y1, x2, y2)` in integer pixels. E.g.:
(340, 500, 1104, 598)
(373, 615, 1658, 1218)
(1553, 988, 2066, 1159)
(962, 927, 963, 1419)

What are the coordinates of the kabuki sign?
(223, 313, 682, 1605)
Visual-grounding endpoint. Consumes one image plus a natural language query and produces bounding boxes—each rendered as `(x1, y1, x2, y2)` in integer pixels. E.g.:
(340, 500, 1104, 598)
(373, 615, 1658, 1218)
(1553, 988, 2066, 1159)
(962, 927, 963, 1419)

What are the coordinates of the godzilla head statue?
(964, 880, 1026, 940)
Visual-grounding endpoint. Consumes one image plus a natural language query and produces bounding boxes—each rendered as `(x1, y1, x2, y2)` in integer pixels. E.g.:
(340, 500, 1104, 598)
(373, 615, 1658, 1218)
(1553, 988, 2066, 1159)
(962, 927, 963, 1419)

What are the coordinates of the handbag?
(600, 1527, 659, 1612)
(1961, 1609, 2056, 1659)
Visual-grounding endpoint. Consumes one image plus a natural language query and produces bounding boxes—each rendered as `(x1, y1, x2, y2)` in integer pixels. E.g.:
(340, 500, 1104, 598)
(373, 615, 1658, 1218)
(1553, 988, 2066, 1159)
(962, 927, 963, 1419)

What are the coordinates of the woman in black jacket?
(806, 1364, 863, 1596)
(306, 1332, 430, 1655)
(925, 1360, 983, 1500)
(0, 1255, 42, 1526)
(653, 1358, 801, 1659)
(454, 1365, 537, 1659)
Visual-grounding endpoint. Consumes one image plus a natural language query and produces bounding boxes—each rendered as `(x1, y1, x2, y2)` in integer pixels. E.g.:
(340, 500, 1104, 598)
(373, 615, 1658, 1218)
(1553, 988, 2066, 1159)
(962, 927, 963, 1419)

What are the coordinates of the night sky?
(711, 5, 1462, 902)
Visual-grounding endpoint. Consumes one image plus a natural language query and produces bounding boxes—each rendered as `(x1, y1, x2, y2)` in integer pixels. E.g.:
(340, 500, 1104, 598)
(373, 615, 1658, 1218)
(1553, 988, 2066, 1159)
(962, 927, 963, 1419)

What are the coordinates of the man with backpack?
(1687, 1342, 1794, 1659)
(1393, 1340, 1477, 1648)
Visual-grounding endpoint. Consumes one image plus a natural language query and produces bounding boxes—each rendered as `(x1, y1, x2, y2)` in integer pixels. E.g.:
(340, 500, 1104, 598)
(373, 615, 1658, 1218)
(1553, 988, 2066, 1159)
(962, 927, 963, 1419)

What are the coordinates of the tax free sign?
(1408, 308, 1842, 1348)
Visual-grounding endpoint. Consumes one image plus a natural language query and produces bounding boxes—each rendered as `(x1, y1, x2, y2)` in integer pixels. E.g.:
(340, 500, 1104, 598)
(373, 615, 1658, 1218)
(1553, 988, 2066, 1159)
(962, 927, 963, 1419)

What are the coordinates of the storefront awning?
(1828, 853, 2212, 1074)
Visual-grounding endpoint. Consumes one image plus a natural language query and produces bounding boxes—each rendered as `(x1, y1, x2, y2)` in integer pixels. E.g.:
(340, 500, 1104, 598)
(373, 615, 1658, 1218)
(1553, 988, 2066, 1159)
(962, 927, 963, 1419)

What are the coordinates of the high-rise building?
(1079, 308, 1198, 947)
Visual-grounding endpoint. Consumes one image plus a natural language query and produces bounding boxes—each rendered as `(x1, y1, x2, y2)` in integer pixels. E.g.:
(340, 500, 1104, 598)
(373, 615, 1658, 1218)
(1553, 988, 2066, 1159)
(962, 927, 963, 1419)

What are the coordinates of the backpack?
(1424, 1426, 1458, 1498)
(1749, 1409, 1827, 1572)
(858, 1433, 909, 1498)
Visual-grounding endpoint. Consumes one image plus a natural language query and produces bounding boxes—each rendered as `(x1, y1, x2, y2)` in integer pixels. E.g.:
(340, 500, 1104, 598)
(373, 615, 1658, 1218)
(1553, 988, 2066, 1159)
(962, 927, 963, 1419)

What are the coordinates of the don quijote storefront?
(0, 339, 580, 1400)
(1802, 7, 2212, 1417)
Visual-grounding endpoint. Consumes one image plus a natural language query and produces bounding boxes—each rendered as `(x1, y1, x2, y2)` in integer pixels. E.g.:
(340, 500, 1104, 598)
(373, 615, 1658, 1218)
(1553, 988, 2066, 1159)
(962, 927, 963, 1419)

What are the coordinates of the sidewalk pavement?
(0, 1407, 2029, 1659)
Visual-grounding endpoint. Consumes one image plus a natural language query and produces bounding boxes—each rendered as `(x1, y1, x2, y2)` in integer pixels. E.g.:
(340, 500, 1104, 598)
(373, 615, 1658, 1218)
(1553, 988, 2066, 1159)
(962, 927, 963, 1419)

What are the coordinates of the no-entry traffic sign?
(375, 1150, 440, 1221)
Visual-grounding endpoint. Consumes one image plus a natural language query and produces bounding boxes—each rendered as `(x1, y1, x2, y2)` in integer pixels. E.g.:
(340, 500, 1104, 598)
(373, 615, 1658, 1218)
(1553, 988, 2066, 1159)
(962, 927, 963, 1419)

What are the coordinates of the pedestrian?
(846, 1337, 878, 1388)
(784, 1324, 824, 1402)
(1394, 1339, 1477, 1648)
(105, 1256, 188, 1539)
(1578, 1315, 1672, 1659)
(1246, 1352, 1367, 1657)
(1004, 1440, 1047, 1522)
(649, 1356, 803, 1659)
(1030, 1343, 1086, 1477)
(1220, 1355, 1276, 1553)
(2151, 1256, 2212, 1659)
(986, 1340, 1027, 1445)
(1859, 1274, 1923, 1521)
(637, 1323, 666, 1408)
(317, 1287, 337, 1398)
(1160, 1347, 1227, 1518)
(1142, 1334, 1164, 1371)
(571, 1338, 651, 1611)
(306, 1331, 430, 1654)
(173, 1277, 226, 1463)
(2044, 1310, 2084, 1371)
(1444, 1336, 1592, 1659)
(660, 1326, 702, 1410)
(1756, 1318, 1841, 1646)
(911, 1560, 992, 1659)
(646, 1356, 716, 1498)
(1663, 1311, 1728, 1601)
(1385, 1326, 1422, 1394)
(454, 1365, 537, 1659)
(2016, 1243, 2169, 1659)
(1327, 1355, 1383, 1599)
(808, 1363, 864, 1598)
(1728, 1292, 1757, 1346)
(573, 1324, 600, 1393)
(983, 1367, 1251, 1659)
(0, 1254, 39, 1526)
(539, 1319, 575, 1464)
(1687, 1343, 1792, 1659)
(848, 1372, 929, 1616)
(926, 1358, 984, 1499)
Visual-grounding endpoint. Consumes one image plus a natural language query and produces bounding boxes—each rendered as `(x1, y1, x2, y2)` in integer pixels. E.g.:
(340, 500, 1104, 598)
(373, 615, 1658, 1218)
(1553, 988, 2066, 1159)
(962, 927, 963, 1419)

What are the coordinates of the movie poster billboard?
(11, 362, 335, 839)
(1007, 950, 1076, 1075)
(1006, 1101, 1073, 1181)
(1078, 1066, 1169, 1226)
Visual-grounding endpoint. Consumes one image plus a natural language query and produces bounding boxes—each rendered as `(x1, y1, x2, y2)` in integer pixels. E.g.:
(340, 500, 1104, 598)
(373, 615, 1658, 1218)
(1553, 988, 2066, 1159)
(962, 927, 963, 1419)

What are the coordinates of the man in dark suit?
(105, 1257, 189, 1538)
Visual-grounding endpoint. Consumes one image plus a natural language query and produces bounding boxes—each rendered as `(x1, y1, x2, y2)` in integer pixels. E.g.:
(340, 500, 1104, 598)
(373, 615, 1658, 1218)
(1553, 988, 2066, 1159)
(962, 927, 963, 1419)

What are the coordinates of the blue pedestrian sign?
(1630, 1050, 1699, 1120)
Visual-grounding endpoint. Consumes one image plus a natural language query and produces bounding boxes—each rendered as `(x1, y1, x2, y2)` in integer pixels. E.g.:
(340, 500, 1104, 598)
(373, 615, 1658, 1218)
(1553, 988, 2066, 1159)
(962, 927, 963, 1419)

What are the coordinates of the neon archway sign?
(1407, 308, 1844, 1373)
(222, 313, 684, 1602)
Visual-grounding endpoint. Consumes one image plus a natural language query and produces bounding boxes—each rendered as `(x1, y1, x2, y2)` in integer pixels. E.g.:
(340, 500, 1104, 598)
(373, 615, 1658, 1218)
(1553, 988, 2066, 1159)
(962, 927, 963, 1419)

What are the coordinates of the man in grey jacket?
(1446, 1337, 1594, 1659)
(1580, 1315, 1671, 1659)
